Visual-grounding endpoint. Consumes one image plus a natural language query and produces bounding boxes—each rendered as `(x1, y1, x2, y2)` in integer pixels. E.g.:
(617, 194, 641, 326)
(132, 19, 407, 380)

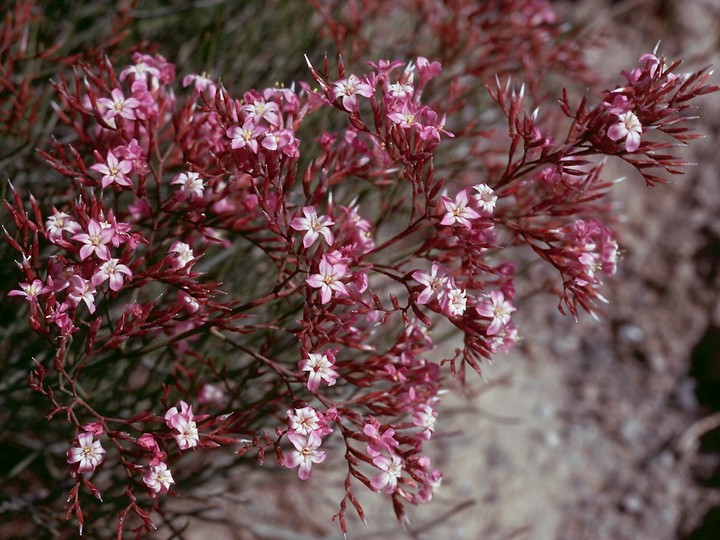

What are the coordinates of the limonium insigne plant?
(2, 1, 718, 538)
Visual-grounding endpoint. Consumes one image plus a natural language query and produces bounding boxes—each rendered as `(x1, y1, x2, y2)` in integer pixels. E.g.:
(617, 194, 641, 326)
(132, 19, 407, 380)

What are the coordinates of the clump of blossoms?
(3, 33, 717, 539)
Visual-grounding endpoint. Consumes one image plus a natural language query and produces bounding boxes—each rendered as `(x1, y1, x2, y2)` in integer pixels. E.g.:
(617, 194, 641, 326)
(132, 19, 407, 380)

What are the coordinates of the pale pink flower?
(476, 290, 516, 335)
(171, 171, 205, 199)
(66, 276, 97, 314)
(332, 74, 374, 112)
(283, 431, 326, 480)
(165, 401, 199, 450)
(386, 81, 414, 100)
(412, 404, 438, 439)
(412, 262, 448, 305)
(90, 151, 133, 189)
(473, 184, 498, 215)
(97, 88, 140, 121)
(371, 454, 403, 494)
(72, 219, 114, 260)
(8, 279, 50, 302)
(143, 461, 175, 494)
(387, 102, 421, 129)
(120, 60, 160, 82)
(261, 129, 299, 157)
(227, 121, 265, 153)
(290, 206, 334, 249)
(287, 406, 321, 436)
(241, 99, 280, 126)
(66, 432, 105, 474)
(45, 211, 81, 242)
(443, 285, 467, 317)
(306, 256, 349, 304)
(182, 72, 217, 98)
(91, 258, 132, 291)
(440, 189, 481, 228)
(300, 352, 339, 392)
(168, 241, 194, 270)
(363, 421, 399, 457)
(607, 111, 642, 152)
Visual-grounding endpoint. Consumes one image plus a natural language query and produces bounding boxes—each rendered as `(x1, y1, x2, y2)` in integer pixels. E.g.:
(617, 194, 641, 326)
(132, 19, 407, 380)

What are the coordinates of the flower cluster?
(3, 12, 716, 536)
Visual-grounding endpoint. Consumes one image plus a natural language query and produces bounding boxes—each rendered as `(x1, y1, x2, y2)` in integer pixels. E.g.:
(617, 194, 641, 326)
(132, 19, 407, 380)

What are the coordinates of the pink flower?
(440, 189, 480, 228)
(168, 241, 194, 270)
(165, 401, 199, 450)
(91, 258, 132, 291)
(66, 432, 105, 474)
(261, 129, 299, 157)
(290, 206, 334, 249)
(8, 279, 50, 303)
(363, 420, 399, 457)
(607, 111, 642, 152)
(120, 60, 160, 83)
(412, 404, 438, 440)
(476, 290, 516, 335)
(306, 255, 349, 304)
(171, 171, 205, 199)
(182, 72, 217, 98)
(287, 406, 322, 436)
(283, 431, 326, 480)
(90, 151, 133, 189)
(97, 88, 140, 121)
(45, 211, 81, 243)
(66, 276, 97, 314)
(443, 285, 467, 317)
(332, 74, 374, 112)
(300, 351, 339, 392)
(227, 121, 265, 153)
(72, 219, 115, 260)
(241, 99, 280, 126)
(370, 454, 403, 493)
(387, 102, 421, 129)
(412, 262, 448, 305)
(143, 461, 175, 494)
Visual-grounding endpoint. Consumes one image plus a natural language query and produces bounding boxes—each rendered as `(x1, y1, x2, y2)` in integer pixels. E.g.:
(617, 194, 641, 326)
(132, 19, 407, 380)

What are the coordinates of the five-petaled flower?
(66, 432, 106, 474)
(300, 352, 339, 392)
(370, 454, 403, 494)
(72, 219, 115, 260)
(8, 279, 50, 303)
(473, 184, 498, 215)
(306, 254, 349, 304)
(440, 189, 480, 229)
(476, 290, 516, 335)
(91, 258, 132, 291)
(290, 206, 335, 249)
(168, 241, 195, 270)
(143, 461, 175, 495)
(172, 171, 205, 199)
(165, 401, 200, 450)
(90, 151, 133, 189)
(97, 88, 140, 121)
(283, 431, 327, 480)
(45, 211, 81, 243)
(607, 111, 642, 152)
(332, 74, 374, 112)
(412, 262, 448, 305)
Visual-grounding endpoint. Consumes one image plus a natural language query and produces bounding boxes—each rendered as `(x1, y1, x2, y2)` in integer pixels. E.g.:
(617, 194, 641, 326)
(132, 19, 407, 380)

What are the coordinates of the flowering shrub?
(1, 1, 717, 537)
